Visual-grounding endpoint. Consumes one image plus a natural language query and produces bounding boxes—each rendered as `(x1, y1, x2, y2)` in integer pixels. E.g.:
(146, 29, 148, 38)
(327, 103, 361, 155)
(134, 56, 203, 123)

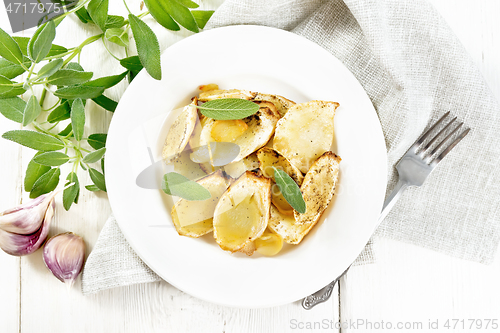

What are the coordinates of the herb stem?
(63, 34, 103, 67)
(123, 0, 132, 14)
(101, 36, 120, 60)
(53, 0, 92, 25)
(39, 88, 47, 107)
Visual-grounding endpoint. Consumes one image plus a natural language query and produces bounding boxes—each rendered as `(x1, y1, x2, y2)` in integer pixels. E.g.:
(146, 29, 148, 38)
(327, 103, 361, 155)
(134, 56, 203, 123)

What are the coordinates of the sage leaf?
(175, 0, 199, 9)
(128, 14, 162, 80)
(92, 95, 117, 112)
(28, 21, 56, 63)
(196, 98, 260, 120)
(63, 172, 80, 210)
(2, 130, 65, 151)
(0, 97, 26, 123)
(71, 98, 85, 141)
(54, 85, 105, 99)
(161, 172, 211, 201)
(89, 168, 106, 191)
(75, 7, 92, 23)
(87, 133, 107, 149)
(58, 123, 73, 137)
(83, 147, 106, 163)
(143, 0, 180, 31)
(13, 36, 67, 57)
(0, 58, 26, 79)
(84, 71, 127, 88)
(105, 28, 128, 47)
(0, 75, 13, 94)
(22, 95, 42, 126)
(119, 56, 143, 71)
(0, 86, 26, 99)
(164, 0, 199, 33)
(46, 69, 93, 86)
(30, 168, 60, 198)
(105, 15, 126, 29)
(192, 10, 214, 29)
(0, 27, 24, 65)
(85, 184, 100, 191)
(25, 152, 51, 192)
(37, 59, 64, 79)
(33, 151, 70, 166)
(47, 101, 71, 123)
(273, 167, 306, 214)
(65, 62, 84, 72)
(87, 0, 109, 31)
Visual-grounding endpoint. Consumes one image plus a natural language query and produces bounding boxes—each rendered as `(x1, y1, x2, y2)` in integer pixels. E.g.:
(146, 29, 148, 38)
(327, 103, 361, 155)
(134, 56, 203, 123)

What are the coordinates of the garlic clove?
(43, 233, 85, 287)
(0, 200, 54, 256)
(0, 192, 56, 234)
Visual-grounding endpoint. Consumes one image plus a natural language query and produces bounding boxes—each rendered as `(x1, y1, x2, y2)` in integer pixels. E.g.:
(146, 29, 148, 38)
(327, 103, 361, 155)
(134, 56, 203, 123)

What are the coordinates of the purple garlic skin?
(43, 233, 85, 287)
(0, 192, 55, 234)
(0, 194, 56, 256)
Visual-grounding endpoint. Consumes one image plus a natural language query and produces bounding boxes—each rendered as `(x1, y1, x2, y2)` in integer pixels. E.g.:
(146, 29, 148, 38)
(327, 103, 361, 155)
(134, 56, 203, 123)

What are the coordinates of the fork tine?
(421, 116, 457, 154)
(411, 112, 451, 149)
(430, 128, 470, 165)
(427, 122, 463, 157)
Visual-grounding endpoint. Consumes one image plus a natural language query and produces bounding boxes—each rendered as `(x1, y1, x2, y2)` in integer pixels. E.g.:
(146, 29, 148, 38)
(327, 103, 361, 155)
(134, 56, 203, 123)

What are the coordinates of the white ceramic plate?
(106, 25, 387, 308)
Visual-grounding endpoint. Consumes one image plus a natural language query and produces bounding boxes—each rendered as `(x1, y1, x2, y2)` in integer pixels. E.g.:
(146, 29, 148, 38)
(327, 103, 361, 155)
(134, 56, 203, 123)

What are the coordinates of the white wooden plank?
(341, 1, 500, 332)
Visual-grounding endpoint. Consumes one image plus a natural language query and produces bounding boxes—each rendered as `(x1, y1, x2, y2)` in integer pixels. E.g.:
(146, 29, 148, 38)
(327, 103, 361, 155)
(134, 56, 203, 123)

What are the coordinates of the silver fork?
(302, 112, 470, 310)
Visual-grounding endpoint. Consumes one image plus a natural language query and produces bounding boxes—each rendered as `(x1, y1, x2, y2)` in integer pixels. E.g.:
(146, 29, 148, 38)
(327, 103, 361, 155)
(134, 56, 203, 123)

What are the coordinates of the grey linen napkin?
(82, 0, 500, 295)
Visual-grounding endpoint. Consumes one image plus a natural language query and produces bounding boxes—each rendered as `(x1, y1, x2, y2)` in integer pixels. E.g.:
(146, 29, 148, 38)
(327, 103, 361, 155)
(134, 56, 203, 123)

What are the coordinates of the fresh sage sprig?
(0, 0, 214, 210)
(195, 98, 260, 120)
(162, 172, 211, 201)
(273, 167, 306, 214)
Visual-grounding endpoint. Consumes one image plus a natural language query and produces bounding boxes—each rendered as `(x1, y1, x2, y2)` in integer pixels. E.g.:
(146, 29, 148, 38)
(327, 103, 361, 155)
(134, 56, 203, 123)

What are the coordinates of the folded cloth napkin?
(82, 0, 500, 295)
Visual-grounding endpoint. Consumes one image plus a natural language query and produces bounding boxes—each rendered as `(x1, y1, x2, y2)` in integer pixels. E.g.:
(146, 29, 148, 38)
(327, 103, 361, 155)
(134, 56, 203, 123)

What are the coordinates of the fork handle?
(377, 179, 409, 226)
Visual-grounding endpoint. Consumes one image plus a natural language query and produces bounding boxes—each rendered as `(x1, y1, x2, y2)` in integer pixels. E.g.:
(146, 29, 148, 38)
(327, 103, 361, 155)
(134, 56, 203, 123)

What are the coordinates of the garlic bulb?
(0, 194, 56, 256)
(43, 233, 85, 287)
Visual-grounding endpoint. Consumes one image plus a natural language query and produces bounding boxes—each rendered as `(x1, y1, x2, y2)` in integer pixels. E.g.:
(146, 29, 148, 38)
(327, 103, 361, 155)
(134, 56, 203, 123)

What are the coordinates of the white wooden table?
(1, 1, 499, 332)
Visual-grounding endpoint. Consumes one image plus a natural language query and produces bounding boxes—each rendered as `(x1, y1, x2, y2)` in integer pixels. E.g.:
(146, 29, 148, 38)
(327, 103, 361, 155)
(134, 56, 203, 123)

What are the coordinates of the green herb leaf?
(119, 56, 143, 71)
(191, 10, 214, 29)
(54, 85, 105, 99)
(22, 95, 42, 126)
(85, 184, 100, 191)
(273, 167, 306, 214)
(47, 101, 71, 123)
(58, 123, 73, 137)
(71, 98, 85, 141)
(0, 86, 26, 99)
(89, 168, 106, 191)
(33, 151, 70, 166)
(28, 21, 56, 63)
(46, 69, 93, 86)
(196, 98, 260, 120)
(0, 75, 13, 94)
(0, 97, 26, 123)
(65, 62, 84, 71)
(87, 0, 109, 31)
(63, 172, 80, 210)
(143, 0, 180, 31)
(161, 172, 211, 201)
(75, 6, 92, 23)
(165, 0, 199, 33)
(128, 14, 162, 80)
(13, 37, 67, 58)
(87, 133, 107, 149)
(105, 28, 129, 47)
(37, 59, 64, 79)
(2, 130, 65, 151)
(30, 168, 60, 198)
(24, 152, 51, 192)
(105, 15, 126, 29)
(0, 27, 24, 65)
(174, 0, 199, 9)
(83, 147, 106, 163)
(84, 71, 127, 88)
(0, 58, 26, 79)
(92, 94, 117, 112)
